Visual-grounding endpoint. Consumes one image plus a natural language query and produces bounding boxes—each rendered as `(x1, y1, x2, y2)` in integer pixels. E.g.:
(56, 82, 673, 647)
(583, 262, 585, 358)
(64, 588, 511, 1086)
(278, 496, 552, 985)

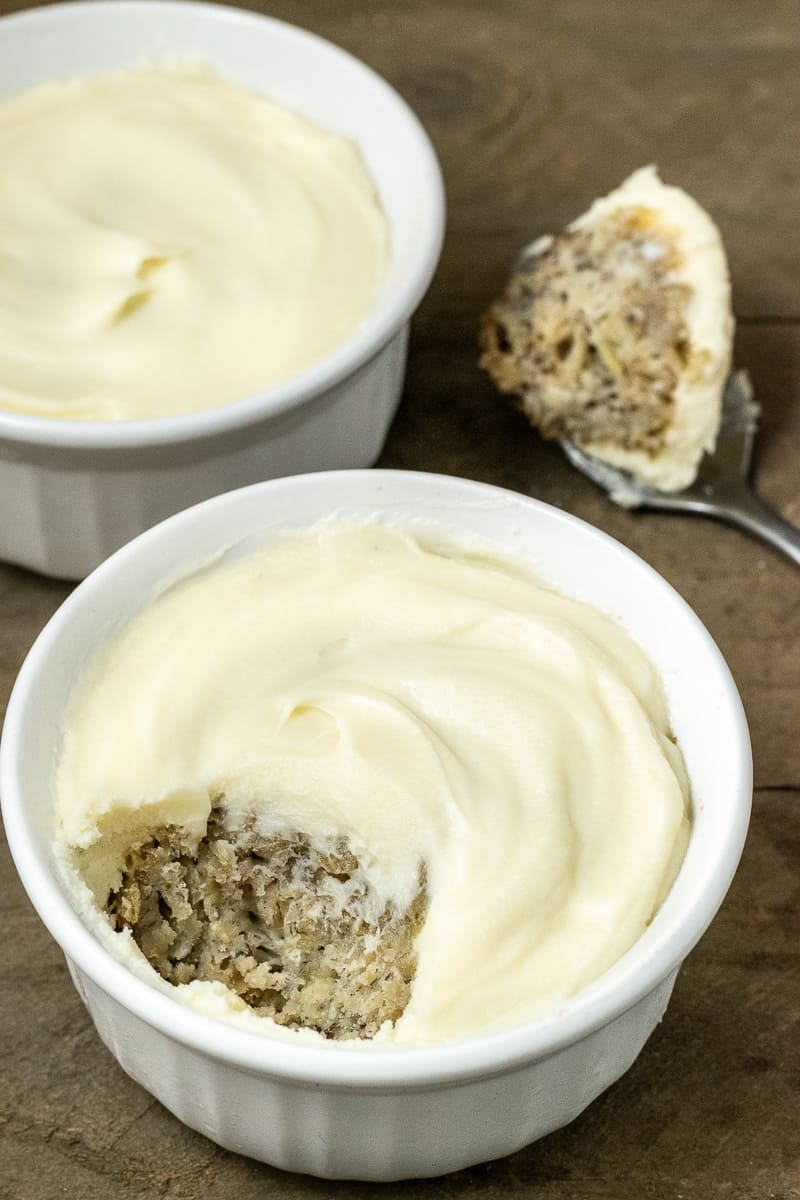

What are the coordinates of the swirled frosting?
(56, 522, 690, 1043)
(0, 65, 388, 420)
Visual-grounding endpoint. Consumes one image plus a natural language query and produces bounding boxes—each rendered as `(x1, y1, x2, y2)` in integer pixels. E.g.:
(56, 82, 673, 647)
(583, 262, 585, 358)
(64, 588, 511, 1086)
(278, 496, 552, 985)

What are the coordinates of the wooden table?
(1, 2, 798, 1197)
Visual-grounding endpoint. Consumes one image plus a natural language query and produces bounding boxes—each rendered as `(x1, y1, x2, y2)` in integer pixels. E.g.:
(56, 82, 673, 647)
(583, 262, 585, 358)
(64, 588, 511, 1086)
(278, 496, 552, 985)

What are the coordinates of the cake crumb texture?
(108, 804, 426, 1040)
(480, 207, 694, 453)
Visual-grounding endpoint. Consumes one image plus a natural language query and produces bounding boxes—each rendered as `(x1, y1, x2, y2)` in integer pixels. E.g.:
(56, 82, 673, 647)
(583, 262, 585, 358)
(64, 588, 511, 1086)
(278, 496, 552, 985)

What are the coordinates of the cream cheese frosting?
(571, 166, 733, 491)
(55, 522, 690, 1044)
(0, 65, 388, 420)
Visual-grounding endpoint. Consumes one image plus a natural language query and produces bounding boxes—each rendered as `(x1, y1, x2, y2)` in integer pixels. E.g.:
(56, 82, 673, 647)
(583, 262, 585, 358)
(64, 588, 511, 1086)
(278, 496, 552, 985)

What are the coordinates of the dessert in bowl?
(0, 62, 390, 422)
(0, 2, 444, 578)
(55, 520, 691, 1046)
(1, 470, 751, 1180)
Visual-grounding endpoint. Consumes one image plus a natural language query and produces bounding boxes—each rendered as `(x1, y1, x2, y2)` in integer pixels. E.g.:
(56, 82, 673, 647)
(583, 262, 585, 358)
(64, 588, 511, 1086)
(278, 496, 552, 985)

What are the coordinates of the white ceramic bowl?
(1, 471, 751, 1181)
(0, 2, 444, 580)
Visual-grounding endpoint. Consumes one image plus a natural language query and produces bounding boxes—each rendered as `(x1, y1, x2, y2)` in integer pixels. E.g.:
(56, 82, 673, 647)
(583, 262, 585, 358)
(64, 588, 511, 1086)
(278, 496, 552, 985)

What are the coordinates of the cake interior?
(106, 803, 427, 1040)
(480, 206, 694, 452)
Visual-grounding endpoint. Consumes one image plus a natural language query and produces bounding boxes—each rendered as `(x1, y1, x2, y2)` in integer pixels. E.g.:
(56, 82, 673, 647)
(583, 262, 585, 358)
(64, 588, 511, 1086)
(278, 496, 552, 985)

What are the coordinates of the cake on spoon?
(479, 167, 734, 491)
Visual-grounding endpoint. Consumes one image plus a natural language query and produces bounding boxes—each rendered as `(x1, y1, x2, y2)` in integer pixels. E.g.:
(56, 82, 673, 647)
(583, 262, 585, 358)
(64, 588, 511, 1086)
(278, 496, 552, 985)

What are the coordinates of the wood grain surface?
(0, 2, 798, 1197)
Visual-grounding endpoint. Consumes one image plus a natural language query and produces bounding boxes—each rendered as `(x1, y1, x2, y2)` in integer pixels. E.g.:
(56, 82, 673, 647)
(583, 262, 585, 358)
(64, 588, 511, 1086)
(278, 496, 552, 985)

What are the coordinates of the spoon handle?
(705, 483, 800, 568)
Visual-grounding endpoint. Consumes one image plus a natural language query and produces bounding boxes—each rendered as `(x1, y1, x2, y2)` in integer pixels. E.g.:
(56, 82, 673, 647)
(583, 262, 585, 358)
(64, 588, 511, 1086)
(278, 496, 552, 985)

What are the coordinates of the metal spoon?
(562, 371, 800, 567)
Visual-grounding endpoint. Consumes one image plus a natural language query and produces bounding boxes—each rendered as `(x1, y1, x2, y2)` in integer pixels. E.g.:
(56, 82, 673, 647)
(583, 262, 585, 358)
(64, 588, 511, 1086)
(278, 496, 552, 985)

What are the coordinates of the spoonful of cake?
(479, 166, 800, 567)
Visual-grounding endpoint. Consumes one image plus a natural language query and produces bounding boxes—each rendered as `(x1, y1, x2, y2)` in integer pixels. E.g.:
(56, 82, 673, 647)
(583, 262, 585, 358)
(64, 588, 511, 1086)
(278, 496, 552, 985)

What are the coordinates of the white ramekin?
(0, 3, 444, 580)
(0, 471, 752, 1181)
